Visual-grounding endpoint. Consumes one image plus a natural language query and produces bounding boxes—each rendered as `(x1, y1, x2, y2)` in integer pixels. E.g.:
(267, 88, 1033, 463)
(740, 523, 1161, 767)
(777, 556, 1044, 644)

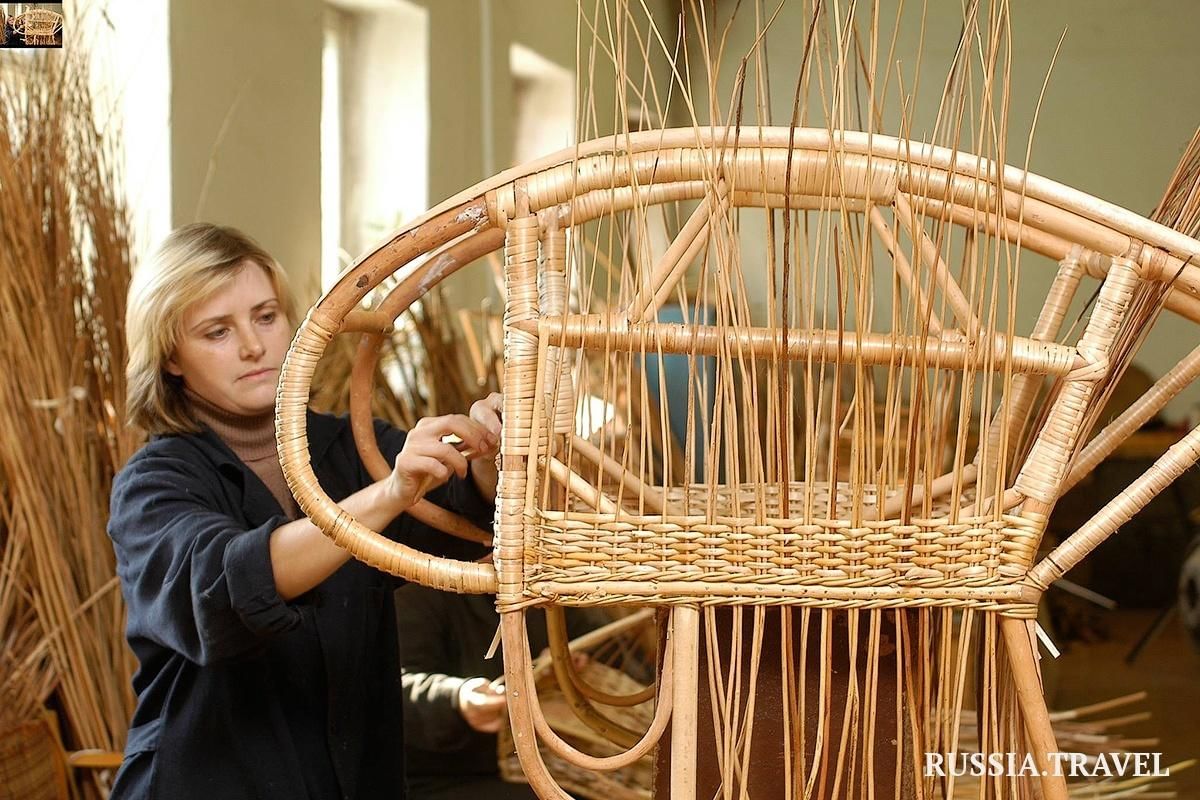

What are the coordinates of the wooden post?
(671, 605, 701, 800)
(1000, 618, 1069, 800)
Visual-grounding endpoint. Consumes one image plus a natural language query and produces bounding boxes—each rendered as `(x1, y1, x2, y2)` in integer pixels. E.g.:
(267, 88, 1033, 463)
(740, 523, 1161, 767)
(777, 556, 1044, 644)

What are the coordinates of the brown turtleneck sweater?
(185, 388, 300, 519)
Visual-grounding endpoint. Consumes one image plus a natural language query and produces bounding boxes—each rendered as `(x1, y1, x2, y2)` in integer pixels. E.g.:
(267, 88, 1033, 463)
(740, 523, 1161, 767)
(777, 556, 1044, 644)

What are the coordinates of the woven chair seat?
(526, 480, 1037, 611)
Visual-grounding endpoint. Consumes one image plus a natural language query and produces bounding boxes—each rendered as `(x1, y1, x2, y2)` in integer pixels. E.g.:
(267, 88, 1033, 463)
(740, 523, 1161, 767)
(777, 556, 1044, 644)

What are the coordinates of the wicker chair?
(14, 9, 62, 47)
(0, 714, 121, 800)
(278, 127, 1200, 799)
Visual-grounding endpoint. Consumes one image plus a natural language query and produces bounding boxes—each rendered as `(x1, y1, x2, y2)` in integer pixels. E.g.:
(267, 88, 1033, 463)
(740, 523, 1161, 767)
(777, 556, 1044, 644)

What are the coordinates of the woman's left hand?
(468, 393, 503, 458)
(467, 392, 502, 501)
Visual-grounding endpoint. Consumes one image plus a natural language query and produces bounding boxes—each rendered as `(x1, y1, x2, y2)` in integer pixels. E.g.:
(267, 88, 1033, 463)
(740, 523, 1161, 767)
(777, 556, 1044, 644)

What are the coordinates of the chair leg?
(500, 611, 576, 800)
(999, 617, 1068, 800)
(670, 606, 700, 800)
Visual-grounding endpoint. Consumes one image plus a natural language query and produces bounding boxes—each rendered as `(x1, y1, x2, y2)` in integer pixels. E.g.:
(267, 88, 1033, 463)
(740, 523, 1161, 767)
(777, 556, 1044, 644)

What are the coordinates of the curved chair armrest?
(66, 750, 123, 770)
(1029, 420, 1200, 589)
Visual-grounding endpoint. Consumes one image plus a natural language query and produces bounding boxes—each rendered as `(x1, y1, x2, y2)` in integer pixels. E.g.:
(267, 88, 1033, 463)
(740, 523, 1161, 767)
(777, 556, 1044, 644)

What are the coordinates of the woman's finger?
(412, 414, 495, 455)
(404, 454, 453, 485)
(473, 695, 507, 712)
(413, 440, 469, 479)
(470, 393, 504, 436)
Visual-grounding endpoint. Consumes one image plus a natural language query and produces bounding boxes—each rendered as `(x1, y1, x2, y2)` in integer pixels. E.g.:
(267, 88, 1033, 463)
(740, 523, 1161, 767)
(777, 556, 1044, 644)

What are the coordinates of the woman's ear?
(164, 356, 183, 377)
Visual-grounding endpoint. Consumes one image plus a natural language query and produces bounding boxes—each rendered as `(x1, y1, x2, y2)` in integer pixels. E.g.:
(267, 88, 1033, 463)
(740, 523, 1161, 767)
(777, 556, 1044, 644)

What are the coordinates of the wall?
(120, 1, 1200, 418)
(169, 0, 324, 294)
(82, 0, 171, 250)
(412, 0, 677, 307)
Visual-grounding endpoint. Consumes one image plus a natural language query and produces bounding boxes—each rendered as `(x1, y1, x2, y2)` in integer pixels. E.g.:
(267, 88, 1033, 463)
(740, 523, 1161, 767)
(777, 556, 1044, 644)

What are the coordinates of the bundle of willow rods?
(1153, 125, 1200, 240)
(0, 46, 139, 758)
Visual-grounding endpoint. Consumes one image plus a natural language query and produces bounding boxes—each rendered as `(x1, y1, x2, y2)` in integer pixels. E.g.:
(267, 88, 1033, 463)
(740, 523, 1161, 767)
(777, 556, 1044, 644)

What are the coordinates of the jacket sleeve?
(394, 585, 474, 751)
(373, 418, 496, 559)
(108, 451, 301, 666)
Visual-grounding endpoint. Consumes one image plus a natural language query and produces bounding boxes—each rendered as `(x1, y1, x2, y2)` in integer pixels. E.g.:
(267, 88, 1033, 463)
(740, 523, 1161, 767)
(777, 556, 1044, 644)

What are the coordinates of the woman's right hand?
(457, 677, 507, 733)
(384, 414, 498, 512)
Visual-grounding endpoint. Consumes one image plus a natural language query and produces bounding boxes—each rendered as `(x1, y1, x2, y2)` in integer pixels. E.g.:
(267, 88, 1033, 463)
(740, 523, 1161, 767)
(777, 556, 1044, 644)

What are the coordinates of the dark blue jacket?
(107, 411, 493, 800)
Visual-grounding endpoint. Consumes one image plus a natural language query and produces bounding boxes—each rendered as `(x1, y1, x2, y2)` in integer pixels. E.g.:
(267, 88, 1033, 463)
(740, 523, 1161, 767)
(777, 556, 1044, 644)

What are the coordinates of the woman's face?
(166, 262, 291, 417)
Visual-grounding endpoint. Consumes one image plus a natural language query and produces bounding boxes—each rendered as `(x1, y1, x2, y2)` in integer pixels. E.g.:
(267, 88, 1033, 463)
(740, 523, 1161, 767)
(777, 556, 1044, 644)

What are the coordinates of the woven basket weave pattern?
(526, 481, 1040, 610)
(0, 718, 67, 800)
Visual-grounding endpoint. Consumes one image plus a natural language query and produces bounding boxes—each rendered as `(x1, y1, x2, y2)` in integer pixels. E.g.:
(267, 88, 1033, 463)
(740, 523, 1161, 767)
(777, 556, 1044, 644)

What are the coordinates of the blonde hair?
(125, 223, 297, 435)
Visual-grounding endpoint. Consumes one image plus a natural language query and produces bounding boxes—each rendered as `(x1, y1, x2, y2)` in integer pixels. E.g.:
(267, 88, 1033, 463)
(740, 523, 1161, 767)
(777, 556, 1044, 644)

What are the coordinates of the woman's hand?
(469, 392, 504, 448)
(385, 413, 498, 512)
(467, 392, 503, 502)
(457, 676, 507, 733)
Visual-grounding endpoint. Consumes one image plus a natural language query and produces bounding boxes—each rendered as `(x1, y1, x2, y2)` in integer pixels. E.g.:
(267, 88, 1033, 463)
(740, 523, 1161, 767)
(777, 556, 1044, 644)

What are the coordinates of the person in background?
(396, 584, 600, 800)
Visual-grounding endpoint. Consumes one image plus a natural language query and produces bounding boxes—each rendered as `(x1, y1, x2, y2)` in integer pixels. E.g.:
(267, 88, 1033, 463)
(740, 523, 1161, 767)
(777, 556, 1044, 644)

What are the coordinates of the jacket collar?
(159, 409, 347, 478)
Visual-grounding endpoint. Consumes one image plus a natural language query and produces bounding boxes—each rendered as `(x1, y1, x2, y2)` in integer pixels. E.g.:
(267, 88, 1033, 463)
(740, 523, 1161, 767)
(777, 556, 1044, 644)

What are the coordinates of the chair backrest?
(277, 128, 1200, 615)
(482, 133, 1162, 622)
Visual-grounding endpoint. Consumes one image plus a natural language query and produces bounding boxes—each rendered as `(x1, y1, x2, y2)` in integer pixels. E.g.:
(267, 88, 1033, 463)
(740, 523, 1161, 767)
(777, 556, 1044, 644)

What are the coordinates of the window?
(510, 42, 574, 166)
(322, 0, 428, 289)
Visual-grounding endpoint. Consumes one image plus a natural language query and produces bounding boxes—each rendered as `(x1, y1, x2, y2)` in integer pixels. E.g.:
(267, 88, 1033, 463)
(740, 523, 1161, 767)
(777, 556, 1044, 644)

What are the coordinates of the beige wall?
(958, 3, 1200, 422)
(162, 2, 1200, 417)
(169, 0, 324, 295)
(408, 0, 675, 308)
(167, 2, 1200, 411)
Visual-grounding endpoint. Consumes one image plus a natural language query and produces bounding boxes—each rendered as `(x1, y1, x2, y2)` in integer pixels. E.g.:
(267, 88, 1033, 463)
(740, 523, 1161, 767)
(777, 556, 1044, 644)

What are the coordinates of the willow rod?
(544, 604, 655, 711)
(565, 435, 665, 513)
(423, 128, 1200, 264)
(501, 611, 675, 773)
(669, 606, 700, 799)
(625, 181, 730, 322)
(1062, 343, 1200, 494)
(1000, 619, 1070, 800)
(1030, 418, 1200, 588)
(547, 457, 619, 514)
(893, 192, 980, 334)
(515, 316, 1082, 374)
(868, 205, 945, 334)
(544, 605, 644, 747)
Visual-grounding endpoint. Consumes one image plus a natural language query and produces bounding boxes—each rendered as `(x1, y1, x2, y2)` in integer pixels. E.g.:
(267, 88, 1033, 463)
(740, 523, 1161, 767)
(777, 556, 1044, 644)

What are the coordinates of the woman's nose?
(239, 328, 265, 359)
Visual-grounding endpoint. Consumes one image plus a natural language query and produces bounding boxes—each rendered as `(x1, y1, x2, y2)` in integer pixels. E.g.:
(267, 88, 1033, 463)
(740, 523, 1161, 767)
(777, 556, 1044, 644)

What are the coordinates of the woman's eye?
(258, 312, 277, 325)
(205, 328, 229, 340)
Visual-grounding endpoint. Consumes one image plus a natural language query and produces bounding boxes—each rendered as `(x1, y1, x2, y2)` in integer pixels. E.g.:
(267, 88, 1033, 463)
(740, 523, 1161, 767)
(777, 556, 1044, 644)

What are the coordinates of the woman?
(108, 223, 499, 799)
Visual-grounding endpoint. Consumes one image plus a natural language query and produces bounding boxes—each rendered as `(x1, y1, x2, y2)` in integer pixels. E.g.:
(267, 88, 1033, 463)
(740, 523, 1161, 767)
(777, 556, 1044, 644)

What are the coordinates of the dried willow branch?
(0, 47, 139, 755)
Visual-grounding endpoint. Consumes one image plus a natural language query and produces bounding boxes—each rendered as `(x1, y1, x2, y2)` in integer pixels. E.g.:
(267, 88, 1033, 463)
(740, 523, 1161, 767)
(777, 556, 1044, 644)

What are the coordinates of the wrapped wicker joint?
(277, 4, 1200, 799)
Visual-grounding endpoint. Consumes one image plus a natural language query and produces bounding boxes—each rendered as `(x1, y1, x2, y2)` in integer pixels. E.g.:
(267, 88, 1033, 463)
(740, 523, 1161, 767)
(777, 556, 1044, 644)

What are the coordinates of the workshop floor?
(1051, 609, 1200, 797)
